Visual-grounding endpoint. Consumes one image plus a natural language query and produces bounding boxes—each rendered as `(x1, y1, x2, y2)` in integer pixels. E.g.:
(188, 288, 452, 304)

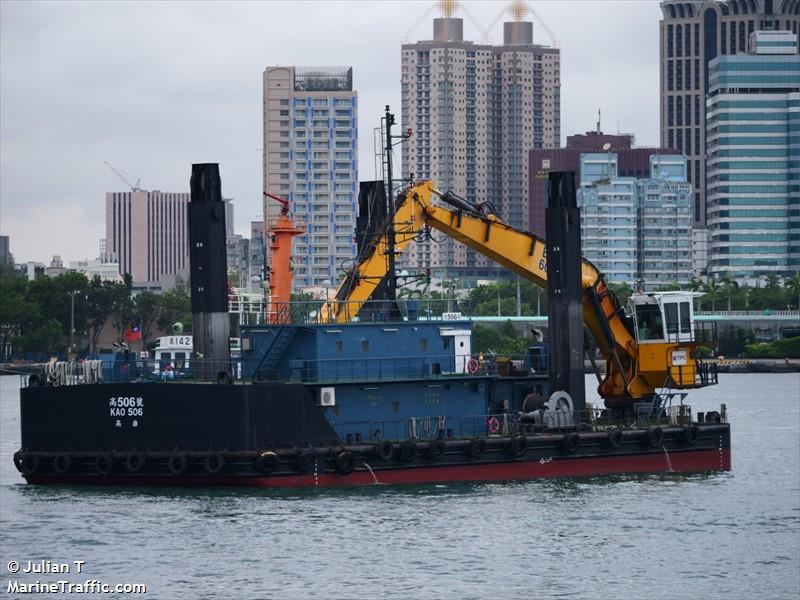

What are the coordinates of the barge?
(13, 113, 730, 488)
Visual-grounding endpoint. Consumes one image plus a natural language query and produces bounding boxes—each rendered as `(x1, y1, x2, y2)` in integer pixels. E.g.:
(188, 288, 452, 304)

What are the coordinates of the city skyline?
(4, 1, 664, 264)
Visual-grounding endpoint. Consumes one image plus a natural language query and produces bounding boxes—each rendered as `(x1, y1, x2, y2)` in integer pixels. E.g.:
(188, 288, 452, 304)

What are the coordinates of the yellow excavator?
(321, 180, 716, 408)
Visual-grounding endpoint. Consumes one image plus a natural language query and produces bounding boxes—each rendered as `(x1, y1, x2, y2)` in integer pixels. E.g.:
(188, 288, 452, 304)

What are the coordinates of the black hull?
(15, 381, 731, 487)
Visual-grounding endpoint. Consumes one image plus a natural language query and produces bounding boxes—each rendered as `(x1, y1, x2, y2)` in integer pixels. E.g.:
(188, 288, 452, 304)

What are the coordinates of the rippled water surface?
(1, 374, 798, 599)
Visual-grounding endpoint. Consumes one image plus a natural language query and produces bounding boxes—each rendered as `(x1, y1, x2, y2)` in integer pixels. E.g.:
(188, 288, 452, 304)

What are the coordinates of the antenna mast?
(382, 105, 412, 303)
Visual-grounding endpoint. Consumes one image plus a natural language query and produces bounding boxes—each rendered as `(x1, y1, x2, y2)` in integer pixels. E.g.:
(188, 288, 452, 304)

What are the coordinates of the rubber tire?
(12, 451, 24, 473)
(204, 453, 226, 475)
(216, 371, 232, 385)
(683, 425, 699, 446)
(561, 433, 580, 454)
(255, 451, 279, 474)
(426, 440, 446, 461)
(126, 452, 146, 473)
(168, 453, 188, 475)
(465, 438, 486, 460)
(648, 427, 664, 448)
(508, 435, 528, 458)
(705, 411, 721, 423)
(53, 454, 72, 474)
(607, 429, 623, 449)
(20, 453, 40, 476)
(28, 374, 42, 387)
(295, 450, 315, 473)
(376, 440, 394, 462)
(334, 451, 355, 475)
(95, 454, 113, 475)
(395, 441, 416, 463)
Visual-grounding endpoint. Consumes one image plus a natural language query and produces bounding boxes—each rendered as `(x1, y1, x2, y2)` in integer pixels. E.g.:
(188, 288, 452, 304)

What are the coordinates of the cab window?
(636, 305, 663, 341)
(665, 303, 679, 336)
(680, 302, 691, 333)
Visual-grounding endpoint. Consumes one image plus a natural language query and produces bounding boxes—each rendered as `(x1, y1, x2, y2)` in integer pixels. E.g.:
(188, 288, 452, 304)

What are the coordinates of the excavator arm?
(322, 180, 703, 403)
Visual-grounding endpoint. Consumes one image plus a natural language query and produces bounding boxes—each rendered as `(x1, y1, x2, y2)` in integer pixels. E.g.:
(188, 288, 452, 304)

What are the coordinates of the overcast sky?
(0, 0, 662, 264)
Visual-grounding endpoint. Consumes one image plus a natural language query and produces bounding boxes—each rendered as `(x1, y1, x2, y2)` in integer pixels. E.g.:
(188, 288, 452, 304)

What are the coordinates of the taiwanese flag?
(124, 325, 142, 342)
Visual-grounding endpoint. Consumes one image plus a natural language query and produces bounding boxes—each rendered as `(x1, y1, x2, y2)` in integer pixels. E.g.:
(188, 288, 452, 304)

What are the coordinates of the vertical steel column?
(189, 163, 231, 380)
(545, 171, 586, 413)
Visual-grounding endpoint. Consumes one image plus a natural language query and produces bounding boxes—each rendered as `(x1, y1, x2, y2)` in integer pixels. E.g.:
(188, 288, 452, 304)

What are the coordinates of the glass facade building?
(263, 66, 358, 289)
(659, 0, 800, 229)
(706, 31, 800, 281)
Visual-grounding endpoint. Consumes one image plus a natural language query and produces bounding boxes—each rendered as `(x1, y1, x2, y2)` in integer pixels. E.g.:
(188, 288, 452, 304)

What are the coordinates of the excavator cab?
(626, 291, 714, 390)
(629, 292, 699, 345)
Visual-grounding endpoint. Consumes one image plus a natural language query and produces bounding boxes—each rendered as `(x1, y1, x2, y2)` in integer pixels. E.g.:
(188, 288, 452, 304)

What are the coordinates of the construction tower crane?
(104, 161, 143, 192)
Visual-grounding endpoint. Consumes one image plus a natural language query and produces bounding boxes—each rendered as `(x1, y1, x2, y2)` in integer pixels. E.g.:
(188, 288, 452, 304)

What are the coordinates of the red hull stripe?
(27, 448, 731, 488)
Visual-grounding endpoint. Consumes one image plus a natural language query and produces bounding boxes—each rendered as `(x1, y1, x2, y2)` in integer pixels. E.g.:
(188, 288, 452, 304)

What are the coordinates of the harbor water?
(1, 373, 798, 599)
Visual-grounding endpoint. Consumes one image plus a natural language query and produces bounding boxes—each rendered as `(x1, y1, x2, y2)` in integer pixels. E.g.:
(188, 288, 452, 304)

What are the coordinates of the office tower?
(659, 0, 799, 229)
(401, 15, 560, 280)
(105, 190, 190, 287)
(262, 66, 358, 289)
(577, 153, 693, 286)
(707, 30, 800, 281)
(529, 129, 675, 237)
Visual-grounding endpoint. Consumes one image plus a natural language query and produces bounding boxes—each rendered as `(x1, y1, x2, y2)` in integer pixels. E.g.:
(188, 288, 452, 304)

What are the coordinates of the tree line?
(0, 266, 191, 359)
(402, 273, 800, 317)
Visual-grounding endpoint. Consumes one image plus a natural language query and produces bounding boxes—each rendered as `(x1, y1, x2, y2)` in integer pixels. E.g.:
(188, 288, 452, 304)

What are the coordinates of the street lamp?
(67, 290, 80, 356)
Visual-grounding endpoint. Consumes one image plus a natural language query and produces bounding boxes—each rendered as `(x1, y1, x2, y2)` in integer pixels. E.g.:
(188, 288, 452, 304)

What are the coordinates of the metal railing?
(22, 358, 246, 387)
(696, 310, 799, 318)
(330, 401, 700, 443)
(264, 297, 476, 325)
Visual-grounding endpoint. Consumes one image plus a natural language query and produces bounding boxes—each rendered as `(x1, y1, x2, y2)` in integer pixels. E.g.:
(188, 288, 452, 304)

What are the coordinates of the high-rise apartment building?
(401, 16, 560, 280)
(577, 153, 693, 286)
(638, 156, 694, 286)
(249, 220, 266, 285)
(529, 130, 676, 237)
(262, 66, 358, 289)
(578, 154, 638, 284)
(105, 190, 190, 287)
(659, 0, 799, 229)
(706, 30, 800, 281)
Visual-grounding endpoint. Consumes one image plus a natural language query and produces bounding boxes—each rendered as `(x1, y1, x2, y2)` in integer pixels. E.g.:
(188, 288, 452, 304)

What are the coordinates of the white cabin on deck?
(152, 335, 194, 373)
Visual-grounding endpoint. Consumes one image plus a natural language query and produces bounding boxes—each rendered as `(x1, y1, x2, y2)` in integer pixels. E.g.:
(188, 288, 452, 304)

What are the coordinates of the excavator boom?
(322, 180, 714, 405)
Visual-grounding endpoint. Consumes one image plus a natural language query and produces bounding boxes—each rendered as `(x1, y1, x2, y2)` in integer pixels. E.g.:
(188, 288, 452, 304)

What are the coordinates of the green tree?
(472, 322, 528, 355)
(704, 278, 720, 312)
(133, 291, 161, 348)
(720, 276, 738, 312)
(689, 277, 705, 311)
(765, 275, 781, 290)
(0, 271, 32, 357)
(608, 282, 633, 306)
(86, 276, 132, 352)
(784, 272, 800, 310)
(156, 279, 192, 335)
